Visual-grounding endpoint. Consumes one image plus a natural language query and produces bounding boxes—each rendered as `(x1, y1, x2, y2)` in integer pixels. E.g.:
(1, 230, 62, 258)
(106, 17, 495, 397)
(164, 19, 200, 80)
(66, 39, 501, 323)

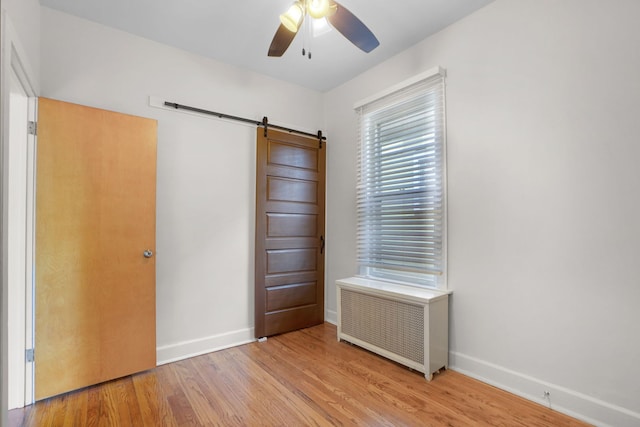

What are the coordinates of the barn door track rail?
(163, 101, 326, 146)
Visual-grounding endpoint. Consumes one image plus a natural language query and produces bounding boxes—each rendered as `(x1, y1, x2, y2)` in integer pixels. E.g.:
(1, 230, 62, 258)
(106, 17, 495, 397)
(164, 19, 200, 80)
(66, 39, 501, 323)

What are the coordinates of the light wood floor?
(10, 323, 591, 426)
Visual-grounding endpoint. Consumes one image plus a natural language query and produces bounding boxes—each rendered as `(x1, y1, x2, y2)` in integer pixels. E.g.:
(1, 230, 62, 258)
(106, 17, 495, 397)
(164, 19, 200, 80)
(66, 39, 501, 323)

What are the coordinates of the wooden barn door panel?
(255, 129, 326, 337)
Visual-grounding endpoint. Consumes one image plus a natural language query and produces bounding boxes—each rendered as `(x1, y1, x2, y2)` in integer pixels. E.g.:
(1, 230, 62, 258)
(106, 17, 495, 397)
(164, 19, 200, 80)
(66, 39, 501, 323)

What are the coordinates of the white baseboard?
(325, 309, 337, 325)
(157, 314, 340, 366)
(449, 351, 640, 427)
(156, 327, 255, 365)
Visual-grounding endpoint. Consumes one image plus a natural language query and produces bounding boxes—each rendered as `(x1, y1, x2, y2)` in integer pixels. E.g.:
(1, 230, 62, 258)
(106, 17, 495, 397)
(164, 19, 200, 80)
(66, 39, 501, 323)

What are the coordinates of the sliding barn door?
(255, 129, 326, 338)
(35, 98, 157, 400)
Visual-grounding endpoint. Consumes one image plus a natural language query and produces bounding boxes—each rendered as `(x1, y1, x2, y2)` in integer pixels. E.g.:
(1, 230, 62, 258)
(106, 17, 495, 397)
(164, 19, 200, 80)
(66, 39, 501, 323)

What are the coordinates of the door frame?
(1, 11, 39, 410)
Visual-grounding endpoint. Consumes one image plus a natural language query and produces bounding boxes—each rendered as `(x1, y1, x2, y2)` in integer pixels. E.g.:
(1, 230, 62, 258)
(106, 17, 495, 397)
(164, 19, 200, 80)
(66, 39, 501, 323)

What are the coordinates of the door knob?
(143, 250, 154, 258)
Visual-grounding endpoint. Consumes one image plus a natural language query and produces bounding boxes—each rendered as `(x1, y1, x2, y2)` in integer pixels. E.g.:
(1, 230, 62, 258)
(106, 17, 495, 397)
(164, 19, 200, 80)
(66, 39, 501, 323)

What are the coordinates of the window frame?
(354, 67, 447, 290)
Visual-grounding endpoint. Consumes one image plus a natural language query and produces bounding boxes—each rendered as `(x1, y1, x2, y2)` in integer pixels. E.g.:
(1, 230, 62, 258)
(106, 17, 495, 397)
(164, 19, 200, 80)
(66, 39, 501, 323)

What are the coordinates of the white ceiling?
(39, 0, 494, 92)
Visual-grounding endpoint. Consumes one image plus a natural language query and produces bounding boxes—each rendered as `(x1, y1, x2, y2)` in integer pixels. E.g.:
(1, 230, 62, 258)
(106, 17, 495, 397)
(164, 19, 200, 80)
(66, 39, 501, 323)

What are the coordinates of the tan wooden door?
(255, 129, 326, 338)
(35, 97, 157, 400)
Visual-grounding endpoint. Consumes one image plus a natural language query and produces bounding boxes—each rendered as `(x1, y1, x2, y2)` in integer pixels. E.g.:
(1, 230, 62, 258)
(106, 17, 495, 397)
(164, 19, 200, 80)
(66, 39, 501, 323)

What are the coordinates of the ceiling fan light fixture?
(268, 0, 378, 57)
(308, 0, 333, 19)
(312, 17, 331, 37)
(280, 2, 304, 33)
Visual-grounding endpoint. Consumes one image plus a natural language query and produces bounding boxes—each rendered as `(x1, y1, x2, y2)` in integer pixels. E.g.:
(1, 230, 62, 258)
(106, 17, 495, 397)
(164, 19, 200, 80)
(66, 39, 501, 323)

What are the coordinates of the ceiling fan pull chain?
(302, 2, 308, 57)
(307, 11, 312, 59)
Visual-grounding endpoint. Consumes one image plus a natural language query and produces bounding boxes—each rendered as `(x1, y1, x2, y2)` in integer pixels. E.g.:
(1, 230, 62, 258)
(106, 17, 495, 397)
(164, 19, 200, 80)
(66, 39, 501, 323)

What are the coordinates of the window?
(355, 68, 446, 289)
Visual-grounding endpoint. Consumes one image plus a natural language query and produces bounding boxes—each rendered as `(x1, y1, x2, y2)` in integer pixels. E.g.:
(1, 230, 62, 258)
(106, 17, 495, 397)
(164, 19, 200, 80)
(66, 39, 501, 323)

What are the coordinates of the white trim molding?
(156, 328, 256, 366)
(2, 10, 39, 411)
(325, 309, 337, 325)
(353, 66, 446, 110)
(449, 351, 640, 427)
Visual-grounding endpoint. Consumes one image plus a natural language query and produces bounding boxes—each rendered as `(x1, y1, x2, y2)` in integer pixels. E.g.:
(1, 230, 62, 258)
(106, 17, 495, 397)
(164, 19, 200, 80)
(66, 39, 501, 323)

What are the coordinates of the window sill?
(336, 276, 451, 305)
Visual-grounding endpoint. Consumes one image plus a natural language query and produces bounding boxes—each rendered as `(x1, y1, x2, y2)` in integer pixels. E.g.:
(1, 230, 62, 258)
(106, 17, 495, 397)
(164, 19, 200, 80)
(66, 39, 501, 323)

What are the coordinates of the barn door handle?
(320, 235, 325, 254)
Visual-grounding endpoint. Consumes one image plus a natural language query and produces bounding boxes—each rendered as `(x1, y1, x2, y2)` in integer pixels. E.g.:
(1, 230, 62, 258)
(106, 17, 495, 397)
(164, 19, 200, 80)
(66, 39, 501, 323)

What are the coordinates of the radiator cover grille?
(340, 289, 424, 365)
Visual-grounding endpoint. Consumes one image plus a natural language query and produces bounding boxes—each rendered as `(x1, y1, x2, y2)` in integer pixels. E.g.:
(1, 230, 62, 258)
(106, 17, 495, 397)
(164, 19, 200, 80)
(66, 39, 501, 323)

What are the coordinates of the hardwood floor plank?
(26, 396, 52, 427)
(230, 346, 342, 426)
(157, 364, 201, 426)
(60, 388, 88, 427)
(299, 326, 585, 427)
(183, 357, 246, 426)
(107, 377, 144, 426)
(238, 341, 381, 425)
(132, 369, 176, 426)
(270, 328, 475, 426)
(46, 393, 67, 426)
(84, 385, 101, 427)
(169, 359, 232, 426)
(9, 323, 592, 427)
(94, 380, 123, 427)
(218, 347, 323, 425)
(259, 333, 418, 425)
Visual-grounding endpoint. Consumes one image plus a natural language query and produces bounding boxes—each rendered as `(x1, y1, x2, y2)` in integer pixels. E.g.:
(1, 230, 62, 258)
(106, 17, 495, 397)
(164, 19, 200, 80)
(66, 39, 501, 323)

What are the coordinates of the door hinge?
(28, 121, 37, 136)
(26, 348, 35, 362)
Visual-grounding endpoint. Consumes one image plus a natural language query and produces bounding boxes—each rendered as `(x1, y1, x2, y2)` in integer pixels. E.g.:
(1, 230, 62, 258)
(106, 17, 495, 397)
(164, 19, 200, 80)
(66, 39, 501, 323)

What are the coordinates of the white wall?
(324, 1, 640, 426)
(39, 7, 324, 363)
(3, 0, 40, 84)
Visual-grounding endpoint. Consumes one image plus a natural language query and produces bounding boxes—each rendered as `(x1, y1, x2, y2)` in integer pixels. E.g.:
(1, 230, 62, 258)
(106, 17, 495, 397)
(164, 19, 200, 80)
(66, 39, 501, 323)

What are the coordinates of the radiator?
(336, 277, 450, 381)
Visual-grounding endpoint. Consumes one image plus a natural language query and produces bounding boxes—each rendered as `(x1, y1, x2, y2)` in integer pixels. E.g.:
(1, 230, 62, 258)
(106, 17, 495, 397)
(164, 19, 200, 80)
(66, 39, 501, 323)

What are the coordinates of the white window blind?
(356, 70, 446, 288)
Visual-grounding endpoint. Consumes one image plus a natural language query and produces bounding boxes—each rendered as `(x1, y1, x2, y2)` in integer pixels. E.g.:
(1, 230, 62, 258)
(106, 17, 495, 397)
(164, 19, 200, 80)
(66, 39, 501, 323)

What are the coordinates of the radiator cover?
(336, 277, 449, 381)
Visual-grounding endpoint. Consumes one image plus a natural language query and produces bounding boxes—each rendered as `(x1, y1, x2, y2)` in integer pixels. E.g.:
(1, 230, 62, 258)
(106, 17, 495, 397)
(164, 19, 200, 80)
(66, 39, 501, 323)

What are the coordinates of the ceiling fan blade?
(327, 1, 379, 53)
(268, 24, 298, 57)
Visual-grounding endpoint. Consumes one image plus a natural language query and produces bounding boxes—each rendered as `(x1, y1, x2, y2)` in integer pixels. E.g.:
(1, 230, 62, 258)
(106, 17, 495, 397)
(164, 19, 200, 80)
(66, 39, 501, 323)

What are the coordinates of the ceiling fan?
(268, 0, 379, 58)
